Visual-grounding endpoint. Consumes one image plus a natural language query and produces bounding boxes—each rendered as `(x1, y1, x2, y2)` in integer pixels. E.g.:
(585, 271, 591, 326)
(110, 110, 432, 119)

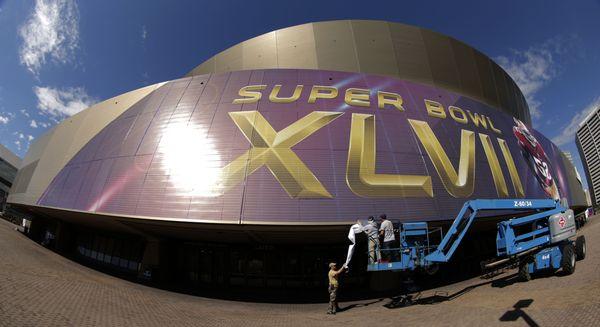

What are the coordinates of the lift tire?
(518, 261, 532, 282)
(561, 244, 576, 275)
(576, 236, 586, 261)
(424, 263, 439, 276)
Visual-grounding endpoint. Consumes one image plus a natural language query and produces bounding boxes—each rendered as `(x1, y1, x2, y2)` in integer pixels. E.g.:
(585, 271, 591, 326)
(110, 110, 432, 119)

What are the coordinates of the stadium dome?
(8, 20, 587, 295)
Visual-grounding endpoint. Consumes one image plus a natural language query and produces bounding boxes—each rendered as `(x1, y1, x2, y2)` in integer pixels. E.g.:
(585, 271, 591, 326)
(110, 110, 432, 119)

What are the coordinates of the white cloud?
(39, 121, 50, 128)
(30, 119, 38, 128)
(19, 0, 80, 75)
(12, 131, 35, 152)
(496, 47, 556, 120)
(20, 109, 30, 117)
(0, 115, 9, 124)
(142, 25, 147, 40)
(552, 97, 600, 146)
(34, 86, 96, 118)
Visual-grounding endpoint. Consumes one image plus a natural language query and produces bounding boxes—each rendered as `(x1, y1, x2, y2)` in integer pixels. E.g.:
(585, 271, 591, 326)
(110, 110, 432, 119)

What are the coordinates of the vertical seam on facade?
(275, 31, 280, 68)
(129, 82, 174, 215)
(348, 21, 361, 72)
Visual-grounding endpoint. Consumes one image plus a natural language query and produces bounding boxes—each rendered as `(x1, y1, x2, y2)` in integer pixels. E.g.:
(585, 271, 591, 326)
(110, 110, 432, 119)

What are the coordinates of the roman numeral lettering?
(221, 111, 342, 198)
(480, 134, 509, 197)
(346, 114, 433, 197)
(409, 119, 476, 198)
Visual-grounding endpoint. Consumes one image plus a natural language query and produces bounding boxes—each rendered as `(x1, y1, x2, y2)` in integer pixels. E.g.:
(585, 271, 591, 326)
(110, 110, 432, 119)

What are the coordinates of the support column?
(138, 238, 162, 282)
(54, 220, 71, 253)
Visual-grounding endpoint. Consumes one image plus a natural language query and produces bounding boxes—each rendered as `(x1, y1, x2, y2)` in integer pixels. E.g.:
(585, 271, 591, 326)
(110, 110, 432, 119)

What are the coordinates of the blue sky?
(0, 0, 599, 190)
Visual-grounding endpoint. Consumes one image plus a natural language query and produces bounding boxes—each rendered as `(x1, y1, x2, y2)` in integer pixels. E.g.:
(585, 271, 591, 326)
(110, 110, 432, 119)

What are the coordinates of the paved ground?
(1, 217, 599, 327)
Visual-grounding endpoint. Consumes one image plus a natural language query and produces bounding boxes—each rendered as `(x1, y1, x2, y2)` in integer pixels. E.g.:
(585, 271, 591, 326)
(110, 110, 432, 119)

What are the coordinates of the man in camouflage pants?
(327, 262, 346, 314)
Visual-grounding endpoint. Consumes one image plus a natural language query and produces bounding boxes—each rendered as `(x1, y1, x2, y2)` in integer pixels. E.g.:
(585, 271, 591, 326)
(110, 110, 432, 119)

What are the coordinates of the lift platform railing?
(496, 204, 565, 256)
(368, 223, 443, 271)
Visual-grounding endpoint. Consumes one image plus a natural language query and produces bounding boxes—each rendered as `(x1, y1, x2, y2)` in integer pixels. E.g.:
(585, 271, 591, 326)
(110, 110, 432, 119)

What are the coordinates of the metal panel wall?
(388, 22, 433, 85)
(313, 20, 360, 72)
(242, 32, 278, 70)
(185, 20, 531, 124)
(351, 20, 399, 76)
(450, 39, 483, 100)
(7, 83, 164, 207)
(11, 160, 38, 195)
(421, 29, 460, 93)
(34, 69, 586, 226)
(276, 23, 318, 69)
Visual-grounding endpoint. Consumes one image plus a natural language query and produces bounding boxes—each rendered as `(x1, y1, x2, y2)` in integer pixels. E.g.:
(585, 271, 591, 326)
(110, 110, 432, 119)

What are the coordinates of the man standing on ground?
(327, 262, 346, 314)
(363, 216, 381, 264)
(379, 214, 395, 261)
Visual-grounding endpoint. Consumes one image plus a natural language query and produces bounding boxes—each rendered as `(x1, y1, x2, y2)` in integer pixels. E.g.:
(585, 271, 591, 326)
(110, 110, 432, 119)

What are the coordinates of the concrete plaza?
(1, 217, 599, 326)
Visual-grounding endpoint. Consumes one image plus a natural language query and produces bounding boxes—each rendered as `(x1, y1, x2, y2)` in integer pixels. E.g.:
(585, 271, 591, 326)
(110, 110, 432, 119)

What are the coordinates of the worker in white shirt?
(379, 214, 395, 261)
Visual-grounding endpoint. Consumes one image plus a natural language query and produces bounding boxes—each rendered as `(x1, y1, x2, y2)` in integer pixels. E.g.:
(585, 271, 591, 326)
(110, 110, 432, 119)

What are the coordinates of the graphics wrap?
(38, 69, 579, 224)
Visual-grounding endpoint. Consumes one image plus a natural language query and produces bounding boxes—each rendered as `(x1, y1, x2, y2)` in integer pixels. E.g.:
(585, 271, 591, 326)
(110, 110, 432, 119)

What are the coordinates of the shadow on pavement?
(383, 274, 514, 309)
(499, 299, 539, 327)
(492, 269, 570, 289)
(337, 298, 385, 312)
(490, 273, 522, 288)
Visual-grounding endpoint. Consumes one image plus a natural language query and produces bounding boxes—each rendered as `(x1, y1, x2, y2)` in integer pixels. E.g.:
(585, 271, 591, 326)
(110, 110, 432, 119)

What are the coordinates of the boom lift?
(367, 199, 586, 281)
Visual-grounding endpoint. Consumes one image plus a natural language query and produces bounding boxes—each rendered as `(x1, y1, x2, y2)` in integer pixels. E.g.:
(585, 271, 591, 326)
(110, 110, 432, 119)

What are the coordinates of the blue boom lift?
(368, 199, 586, 281)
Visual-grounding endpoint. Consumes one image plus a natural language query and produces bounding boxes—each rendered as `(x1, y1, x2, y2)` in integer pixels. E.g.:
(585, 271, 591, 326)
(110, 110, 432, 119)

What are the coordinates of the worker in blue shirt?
(363, 216, 380, 263)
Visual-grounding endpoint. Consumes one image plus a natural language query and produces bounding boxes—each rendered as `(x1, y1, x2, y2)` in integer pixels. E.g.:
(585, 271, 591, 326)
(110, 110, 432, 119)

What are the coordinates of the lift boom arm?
(424, 199, 563, 263)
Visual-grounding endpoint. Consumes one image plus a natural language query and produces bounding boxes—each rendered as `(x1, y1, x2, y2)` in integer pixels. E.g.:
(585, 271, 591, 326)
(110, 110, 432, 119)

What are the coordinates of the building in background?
(8, 20, 588, 297)
(577, 105, 600, 209)
(563, 151, 585, 187)
(563, 151, 574, 166)
(585, 189, 593, 207)
(0, 144, 21, 214)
